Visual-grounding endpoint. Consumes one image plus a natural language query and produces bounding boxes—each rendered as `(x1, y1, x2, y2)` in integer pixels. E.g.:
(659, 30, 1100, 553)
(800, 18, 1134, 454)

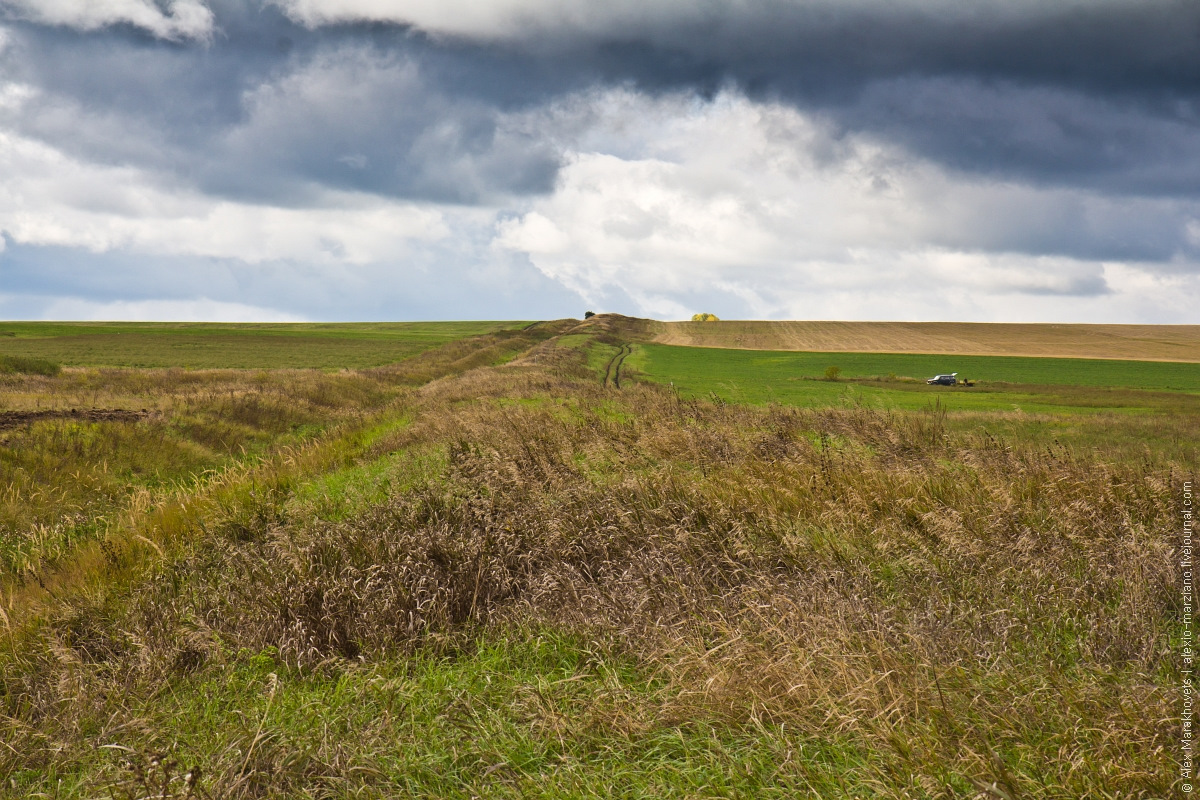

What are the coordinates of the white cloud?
(2, 0, 215, 41)
(271, 0, 1133, 41)
(494, 89, 1200, 322)
(0, 82, 34, 112)
(33, 296, 306, 322)
(0, 127, 450, 264)
(275, 0, 694, 39)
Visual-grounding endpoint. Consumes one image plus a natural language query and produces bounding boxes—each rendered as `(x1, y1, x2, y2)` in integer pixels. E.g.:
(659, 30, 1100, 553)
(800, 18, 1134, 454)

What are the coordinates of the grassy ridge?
(0, 321, 523, 369)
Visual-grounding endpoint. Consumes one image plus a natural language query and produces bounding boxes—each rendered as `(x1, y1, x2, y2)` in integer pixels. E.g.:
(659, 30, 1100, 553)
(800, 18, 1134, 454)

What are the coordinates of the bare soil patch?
(0, 408, 149, 431)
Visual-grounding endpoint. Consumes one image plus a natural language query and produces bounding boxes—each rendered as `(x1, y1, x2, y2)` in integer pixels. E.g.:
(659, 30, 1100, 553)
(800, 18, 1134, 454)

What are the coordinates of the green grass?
(0, 318, 1181, 798)
(289, 442, 446, 523)
(630, 342, 1200, 413)
(0, 321, 525, 369)
(0, 354, 60, 376)
(9, 632, 880, 799)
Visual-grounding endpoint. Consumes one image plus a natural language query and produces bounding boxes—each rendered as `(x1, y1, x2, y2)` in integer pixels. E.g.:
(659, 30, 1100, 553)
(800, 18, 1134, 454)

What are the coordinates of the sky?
(0, 0, 1197, 322)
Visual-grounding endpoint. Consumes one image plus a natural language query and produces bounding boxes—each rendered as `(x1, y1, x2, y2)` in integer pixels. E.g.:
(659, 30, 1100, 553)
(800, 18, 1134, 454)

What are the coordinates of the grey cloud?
(839, 77, 1200, 197)
(1, 7, 573, 204)
(4, 0, 1198, 205)
(918, 182, 1200, 263)
(1022, 276, 1110, 297)
(504, 0, 1200, 99)
(560, 1, 1200, 198)
(0, 238, 584, 320)
(208, 48, 561, 204)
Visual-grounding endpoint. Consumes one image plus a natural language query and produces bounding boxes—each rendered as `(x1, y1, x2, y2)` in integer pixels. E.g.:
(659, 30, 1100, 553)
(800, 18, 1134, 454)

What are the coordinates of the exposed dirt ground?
(0, 408, 149, 431)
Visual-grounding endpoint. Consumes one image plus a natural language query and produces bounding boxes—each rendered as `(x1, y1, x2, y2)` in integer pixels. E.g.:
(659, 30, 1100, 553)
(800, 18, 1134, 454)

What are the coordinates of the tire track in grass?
(605, 344, 632, 389)
(0, 408, 150, 431)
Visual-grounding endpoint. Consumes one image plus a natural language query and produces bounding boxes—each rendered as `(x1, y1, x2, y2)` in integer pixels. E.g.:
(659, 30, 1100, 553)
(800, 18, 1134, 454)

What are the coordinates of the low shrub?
(0, 354, 61, 376)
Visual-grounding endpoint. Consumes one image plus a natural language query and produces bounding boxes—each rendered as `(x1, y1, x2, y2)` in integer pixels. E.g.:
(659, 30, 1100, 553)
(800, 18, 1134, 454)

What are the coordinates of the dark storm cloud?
(562, 0, 1200, 195)
(0, 2, 575, 204)
(3, 0, 1198, 207)
(275, 0, 1200, 196)
(584, 0, 1200, 97)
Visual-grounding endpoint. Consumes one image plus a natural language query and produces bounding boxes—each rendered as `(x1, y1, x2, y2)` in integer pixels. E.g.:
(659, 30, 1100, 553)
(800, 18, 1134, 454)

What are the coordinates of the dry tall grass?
(0, 342, 1178, 796)
(0, 322, 571, 587)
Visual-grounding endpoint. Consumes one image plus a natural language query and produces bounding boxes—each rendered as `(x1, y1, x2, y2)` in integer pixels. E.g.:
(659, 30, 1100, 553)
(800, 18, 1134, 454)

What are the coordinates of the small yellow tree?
(691, 313, 720, 322)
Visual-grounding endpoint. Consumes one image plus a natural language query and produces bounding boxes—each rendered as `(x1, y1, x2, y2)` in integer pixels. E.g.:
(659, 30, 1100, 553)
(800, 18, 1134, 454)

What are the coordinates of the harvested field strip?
(650, 319, 1200, 362)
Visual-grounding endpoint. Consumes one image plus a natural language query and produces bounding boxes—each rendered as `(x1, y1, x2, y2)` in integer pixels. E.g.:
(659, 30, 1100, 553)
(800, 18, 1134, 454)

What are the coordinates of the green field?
(0, 316, 1181, 798)
(629, 342, 1200, 413)
(0, 321, 523, 369)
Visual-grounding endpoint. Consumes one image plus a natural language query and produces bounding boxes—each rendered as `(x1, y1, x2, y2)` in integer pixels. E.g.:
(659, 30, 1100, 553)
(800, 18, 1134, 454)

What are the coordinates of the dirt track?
(0, 408, 149, 431)
(602, 344, 632, 388)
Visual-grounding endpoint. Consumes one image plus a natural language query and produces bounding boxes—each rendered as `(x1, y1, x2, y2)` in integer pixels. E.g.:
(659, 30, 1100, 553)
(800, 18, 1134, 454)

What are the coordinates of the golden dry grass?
(649, 319, 1200, 362)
